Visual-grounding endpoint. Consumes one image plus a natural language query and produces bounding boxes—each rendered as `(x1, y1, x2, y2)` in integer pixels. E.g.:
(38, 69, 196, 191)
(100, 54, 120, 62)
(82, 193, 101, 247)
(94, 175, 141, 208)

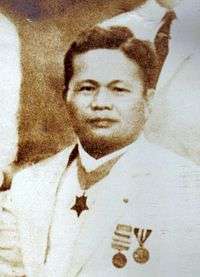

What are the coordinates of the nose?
(91, 87, 113, 110)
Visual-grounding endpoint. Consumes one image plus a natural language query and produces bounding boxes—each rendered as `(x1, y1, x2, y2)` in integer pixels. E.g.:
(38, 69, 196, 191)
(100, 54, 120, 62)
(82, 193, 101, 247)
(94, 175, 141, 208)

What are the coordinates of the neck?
(81, 143, 118, 159)
(79, 135, 139, 159)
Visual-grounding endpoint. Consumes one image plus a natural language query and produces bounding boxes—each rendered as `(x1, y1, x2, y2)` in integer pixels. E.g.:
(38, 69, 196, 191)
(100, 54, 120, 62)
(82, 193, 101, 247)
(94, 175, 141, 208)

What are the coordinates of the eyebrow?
(108, 80, 132, 88)
(109, 80, 125, 86)
(76, 79, 99, 86)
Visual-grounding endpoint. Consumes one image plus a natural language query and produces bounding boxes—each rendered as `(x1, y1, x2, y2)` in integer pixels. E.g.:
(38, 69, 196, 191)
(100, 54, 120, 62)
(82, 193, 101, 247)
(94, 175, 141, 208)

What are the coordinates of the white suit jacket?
(9, 136, 200, 277)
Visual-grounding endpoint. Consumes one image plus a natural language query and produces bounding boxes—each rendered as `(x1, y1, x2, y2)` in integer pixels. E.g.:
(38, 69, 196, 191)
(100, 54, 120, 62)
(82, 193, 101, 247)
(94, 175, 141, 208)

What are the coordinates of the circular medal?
(112, 252, 127, 268)
(133, 247, 149, 264)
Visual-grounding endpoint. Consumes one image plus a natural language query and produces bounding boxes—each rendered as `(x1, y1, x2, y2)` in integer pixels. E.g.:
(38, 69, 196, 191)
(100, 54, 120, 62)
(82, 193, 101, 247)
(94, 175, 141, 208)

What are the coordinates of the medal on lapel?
(71, 192, 89, 217)
(67, 146, 89, 217)
(133, 228, 152, 264)
(71, 155, 120, 217)
(111, 224, 132, 268)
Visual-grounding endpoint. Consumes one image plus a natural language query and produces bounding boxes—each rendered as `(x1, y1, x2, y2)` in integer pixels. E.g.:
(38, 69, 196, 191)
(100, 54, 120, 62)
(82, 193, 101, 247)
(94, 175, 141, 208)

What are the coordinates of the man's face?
(66, 49, 147, 150)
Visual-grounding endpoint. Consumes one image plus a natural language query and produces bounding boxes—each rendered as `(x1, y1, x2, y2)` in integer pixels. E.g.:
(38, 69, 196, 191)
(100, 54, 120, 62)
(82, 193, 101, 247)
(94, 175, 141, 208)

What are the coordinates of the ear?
(65, 87, 73, 103)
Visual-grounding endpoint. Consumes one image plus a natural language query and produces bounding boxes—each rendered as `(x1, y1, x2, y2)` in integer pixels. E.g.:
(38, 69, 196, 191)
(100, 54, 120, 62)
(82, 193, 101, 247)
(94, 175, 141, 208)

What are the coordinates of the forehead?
(72, 49, 141, 83)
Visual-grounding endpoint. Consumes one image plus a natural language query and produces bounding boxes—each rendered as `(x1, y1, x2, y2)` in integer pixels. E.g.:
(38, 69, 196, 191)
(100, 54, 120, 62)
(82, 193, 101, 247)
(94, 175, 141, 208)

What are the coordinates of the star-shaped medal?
(71, 194, 89, 217)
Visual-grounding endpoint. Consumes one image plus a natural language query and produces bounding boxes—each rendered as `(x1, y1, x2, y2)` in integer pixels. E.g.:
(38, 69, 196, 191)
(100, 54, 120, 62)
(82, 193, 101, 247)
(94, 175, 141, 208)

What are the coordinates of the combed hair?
(64, 26, 159, 96)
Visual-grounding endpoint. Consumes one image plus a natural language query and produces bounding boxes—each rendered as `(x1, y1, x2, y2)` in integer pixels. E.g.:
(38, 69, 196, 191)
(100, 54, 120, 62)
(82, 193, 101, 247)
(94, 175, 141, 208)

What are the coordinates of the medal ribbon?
(112, 224, 132, 251)
(133, 228, 152, 247)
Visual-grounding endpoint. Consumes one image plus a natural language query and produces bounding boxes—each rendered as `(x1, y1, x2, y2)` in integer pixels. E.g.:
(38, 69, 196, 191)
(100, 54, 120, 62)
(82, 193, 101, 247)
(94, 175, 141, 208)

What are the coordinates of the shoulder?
(10, 145, 76, 210)
(127, 137, 200, 178)
(13, 144, 75, 182)
(151, 140, 200, 174)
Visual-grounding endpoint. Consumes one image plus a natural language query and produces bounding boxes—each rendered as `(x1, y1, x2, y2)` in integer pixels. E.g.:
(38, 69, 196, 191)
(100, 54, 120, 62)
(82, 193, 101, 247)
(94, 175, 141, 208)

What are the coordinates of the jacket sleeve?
(0, 190, 26, 276)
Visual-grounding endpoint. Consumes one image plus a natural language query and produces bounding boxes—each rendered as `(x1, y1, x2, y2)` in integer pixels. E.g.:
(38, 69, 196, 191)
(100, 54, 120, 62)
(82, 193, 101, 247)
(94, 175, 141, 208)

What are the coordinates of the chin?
(78, 129, 113, 144)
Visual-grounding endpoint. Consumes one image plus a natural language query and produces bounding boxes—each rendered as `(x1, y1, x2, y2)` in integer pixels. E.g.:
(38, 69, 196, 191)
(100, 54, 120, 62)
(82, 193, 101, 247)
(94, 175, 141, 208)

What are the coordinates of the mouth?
(88, 118, 118, 128)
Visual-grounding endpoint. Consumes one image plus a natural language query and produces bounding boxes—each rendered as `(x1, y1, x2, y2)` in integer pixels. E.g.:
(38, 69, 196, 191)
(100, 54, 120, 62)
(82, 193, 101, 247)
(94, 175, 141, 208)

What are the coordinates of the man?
(7, 14, 200, 277)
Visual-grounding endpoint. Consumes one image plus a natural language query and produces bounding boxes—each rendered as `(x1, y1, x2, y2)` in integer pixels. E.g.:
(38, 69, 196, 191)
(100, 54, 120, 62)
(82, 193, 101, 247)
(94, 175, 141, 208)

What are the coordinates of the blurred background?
(0, 0, 200, 168)
(0, 0, 145, 20)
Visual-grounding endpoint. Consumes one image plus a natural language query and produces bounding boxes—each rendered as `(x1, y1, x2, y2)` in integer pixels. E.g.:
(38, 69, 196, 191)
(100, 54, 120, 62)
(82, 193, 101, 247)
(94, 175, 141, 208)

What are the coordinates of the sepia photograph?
(0, 0, 200, 276)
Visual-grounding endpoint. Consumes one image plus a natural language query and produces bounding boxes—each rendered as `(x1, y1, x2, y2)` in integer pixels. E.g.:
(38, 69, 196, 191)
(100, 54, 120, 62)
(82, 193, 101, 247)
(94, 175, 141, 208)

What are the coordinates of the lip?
(88, 117, 118, 128)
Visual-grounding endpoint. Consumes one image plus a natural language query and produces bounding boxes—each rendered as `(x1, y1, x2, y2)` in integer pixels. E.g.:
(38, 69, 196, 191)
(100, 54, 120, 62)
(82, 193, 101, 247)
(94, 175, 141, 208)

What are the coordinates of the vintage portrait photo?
(0, 0, 200, 276)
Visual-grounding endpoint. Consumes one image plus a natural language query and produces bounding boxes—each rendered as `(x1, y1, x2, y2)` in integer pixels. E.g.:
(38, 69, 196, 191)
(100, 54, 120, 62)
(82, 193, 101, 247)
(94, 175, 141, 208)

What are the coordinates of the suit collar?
(78, 137, 140, 173)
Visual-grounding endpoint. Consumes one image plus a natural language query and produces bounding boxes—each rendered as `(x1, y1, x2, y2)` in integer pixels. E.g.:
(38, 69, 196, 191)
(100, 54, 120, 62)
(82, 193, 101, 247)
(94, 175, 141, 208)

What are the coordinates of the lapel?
(68, 136, 151, 277)
(10, 145, 74, 277)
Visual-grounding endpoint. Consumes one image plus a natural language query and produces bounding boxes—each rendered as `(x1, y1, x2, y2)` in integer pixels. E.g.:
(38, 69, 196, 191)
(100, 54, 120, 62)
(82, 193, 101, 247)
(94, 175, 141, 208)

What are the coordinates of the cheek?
(117, 98, 145, 121)
(66, 97, 89, 121)
(68, 94, 91, 110)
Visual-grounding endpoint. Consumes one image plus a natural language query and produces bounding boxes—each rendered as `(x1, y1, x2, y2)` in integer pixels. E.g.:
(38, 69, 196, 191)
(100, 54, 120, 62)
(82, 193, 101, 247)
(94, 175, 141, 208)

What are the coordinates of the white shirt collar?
(77, 137, 140, 172)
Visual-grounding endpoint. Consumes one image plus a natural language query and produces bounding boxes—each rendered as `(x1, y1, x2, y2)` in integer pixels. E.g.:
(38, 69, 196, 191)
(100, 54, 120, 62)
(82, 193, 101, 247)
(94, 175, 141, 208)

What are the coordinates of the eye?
(79, 86, 96, 92)
(112, 87, 130, 93)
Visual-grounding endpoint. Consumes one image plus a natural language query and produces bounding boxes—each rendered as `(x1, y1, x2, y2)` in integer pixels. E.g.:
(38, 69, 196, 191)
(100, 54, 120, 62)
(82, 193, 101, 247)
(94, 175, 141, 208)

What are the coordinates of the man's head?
(64, 26, 159, 157)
